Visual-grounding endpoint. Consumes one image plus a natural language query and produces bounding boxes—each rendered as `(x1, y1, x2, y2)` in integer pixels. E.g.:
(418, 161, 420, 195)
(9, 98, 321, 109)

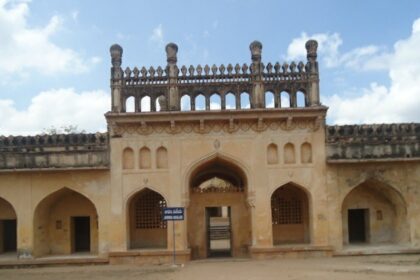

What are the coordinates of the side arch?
(0, 196, 17, 254)
(33, 187, 99, 257)
(341, 178, 409, 245)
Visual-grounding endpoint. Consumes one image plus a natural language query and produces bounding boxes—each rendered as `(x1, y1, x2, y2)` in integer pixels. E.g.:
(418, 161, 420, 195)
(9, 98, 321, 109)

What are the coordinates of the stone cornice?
(105, 106, 328, 136)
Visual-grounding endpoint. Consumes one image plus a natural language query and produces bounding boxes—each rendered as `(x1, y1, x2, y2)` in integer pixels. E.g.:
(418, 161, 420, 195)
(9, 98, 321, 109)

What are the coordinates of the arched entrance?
(187, 156, 251, 259)
(0, 197, 17, 255)
(127, 188, 167, 249)
(271, 183, 310, 245)
(342, 179, 409, 245)
(33, 188, 98, 257)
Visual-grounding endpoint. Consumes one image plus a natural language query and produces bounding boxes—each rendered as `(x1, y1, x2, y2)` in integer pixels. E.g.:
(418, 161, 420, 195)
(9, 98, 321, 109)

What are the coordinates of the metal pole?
(172, 220, 176, 266)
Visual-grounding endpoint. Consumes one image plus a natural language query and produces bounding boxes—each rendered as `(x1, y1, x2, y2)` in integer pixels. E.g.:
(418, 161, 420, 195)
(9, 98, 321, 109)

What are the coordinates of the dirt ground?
(1, 255, 420, 280)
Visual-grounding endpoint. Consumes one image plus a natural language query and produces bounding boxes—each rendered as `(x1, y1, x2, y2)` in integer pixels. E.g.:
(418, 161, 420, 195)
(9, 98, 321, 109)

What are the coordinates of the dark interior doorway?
(206, 206, 231, 258)
(348, 209, 368, 243)
(72, 217, 90, 252)
(2, 220, 17, 252)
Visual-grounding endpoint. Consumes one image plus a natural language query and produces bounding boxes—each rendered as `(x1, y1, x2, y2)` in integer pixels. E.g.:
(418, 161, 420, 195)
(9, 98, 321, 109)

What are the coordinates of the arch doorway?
(342, 179, 409, 246)
(271, 183, 310, 245)
(187, 156, 251, 259)
(33, 188, 98, 257)
(0, 197, 17, 255)
(127, 188, 167, 249)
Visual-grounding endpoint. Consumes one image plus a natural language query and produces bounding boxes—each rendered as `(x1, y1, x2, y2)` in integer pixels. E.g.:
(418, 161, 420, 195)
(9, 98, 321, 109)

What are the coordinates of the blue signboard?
(162, 207, 184, 221)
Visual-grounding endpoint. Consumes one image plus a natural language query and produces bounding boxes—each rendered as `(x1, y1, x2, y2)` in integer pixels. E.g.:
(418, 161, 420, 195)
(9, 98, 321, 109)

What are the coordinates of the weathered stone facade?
(0, 40, 419, 264)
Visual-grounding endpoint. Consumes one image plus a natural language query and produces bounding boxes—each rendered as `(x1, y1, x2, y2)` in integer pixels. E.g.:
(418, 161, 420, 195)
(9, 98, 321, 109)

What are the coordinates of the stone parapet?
(0, 133, 109, 170)
(326, 123, 420, 162)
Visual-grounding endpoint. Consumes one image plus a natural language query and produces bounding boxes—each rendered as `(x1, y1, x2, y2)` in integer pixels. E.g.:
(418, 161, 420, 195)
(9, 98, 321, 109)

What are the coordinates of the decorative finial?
(110, 44, 123, 68)
(305, 40, 318, 61)
(249, 40, 263, 61)
(165, 42, 178, 64)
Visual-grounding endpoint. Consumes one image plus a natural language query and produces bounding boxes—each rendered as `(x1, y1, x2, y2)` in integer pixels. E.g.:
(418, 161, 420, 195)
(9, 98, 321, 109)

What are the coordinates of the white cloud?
(0, 88, 110, 135)
(0, 0, 95, 78)
(149, 24, 164, 47)
(71, 10, 79, 22)
(286, 32, 390, 71)
(324, 18, 420, 124)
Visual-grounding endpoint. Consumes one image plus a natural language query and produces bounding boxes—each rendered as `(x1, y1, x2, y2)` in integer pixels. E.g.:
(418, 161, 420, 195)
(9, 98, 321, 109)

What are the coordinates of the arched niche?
(127, 188, 167, 249)
(122, 147, 134, 169)
(139, 147, 151, 169)
(284, 143, 296, 164)
(341, 179, 409, 246)
(156, 146, 168, 169)
(267, 143, 278, 165)
(33, 188, 98, 257)
(187, 155, 251, 259)
(300, 142, 312, 164)
(0, 197, 17, 254)
(271, 183, 310, 245)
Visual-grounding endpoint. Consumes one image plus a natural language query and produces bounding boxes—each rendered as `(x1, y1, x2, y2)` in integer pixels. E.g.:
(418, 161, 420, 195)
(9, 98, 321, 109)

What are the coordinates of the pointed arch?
(185, 152, 251, 259)
(210, 93, 221, 110)
(33, 187, 98, 257)
(141, 96, 151, 112)
(181, 94, 191, 111)
(139, 146, 151, 169)
(195, 94, 205, 111)
(341, 179, 409, 245)
(225, 92, 236, 109)
(280, 91, 290, 108)
(0, 197, 17, 254)
(265, 91, 275, 108)
(240, 92, 250, 109)
(271, 182, 310, 245)
(127, 188, 167, 249)
(125, 96, 135, 112)
(296, 90, 306, 107)
(122, 147, 134, 169)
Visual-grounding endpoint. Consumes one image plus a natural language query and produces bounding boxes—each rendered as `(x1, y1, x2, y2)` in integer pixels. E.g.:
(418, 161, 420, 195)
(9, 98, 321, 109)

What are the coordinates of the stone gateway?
(0, 40, 419, 264)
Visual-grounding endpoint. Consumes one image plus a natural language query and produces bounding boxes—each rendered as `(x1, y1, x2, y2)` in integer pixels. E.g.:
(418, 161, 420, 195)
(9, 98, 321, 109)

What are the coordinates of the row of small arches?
(124, 91, 307, 112)
(122, 146, 168, 170)
(267, 142, 312, 165)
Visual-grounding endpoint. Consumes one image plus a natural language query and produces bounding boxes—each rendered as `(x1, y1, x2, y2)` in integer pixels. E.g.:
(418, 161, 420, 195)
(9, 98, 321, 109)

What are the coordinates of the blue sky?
(1, 0, 420, 135)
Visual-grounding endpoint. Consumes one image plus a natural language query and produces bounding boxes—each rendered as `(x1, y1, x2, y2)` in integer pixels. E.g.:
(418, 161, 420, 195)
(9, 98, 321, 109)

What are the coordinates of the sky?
(1, 0, 420, 135)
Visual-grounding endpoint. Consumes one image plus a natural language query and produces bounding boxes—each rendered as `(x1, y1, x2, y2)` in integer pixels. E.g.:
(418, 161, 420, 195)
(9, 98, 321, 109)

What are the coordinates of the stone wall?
(0, 133, 109, 170)
(326, 124, 420, 161)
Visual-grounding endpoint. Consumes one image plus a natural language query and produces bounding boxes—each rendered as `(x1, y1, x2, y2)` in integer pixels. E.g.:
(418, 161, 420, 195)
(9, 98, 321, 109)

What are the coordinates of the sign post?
(162, 207, 184, 266)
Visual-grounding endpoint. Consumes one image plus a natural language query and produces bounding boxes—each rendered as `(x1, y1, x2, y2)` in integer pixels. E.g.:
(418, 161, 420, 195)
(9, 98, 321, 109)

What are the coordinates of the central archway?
(187, 155, 251, 259)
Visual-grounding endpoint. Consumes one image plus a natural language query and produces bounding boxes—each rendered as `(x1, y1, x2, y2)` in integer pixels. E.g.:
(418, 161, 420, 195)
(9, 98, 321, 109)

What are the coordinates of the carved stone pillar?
(305, 40, 320, 106)
(110, 44, 123, 112)
(166, 43, 180, 111)
(250, 41, 265, 109)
